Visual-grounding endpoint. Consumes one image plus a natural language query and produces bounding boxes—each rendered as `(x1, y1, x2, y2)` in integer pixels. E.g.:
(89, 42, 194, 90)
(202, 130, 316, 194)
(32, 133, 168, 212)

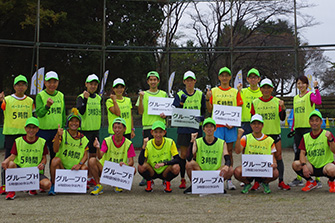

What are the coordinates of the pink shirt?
(101, 135, 135, 158)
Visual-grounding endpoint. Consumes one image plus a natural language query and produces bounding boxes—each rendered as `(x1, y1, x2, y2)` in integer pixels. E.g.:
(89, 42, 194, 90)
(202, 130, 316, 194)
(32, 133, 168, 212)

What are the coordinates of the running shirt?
(241, 87, 262, 122)
(145, 137, 178, 174)
(106, 97, 132, 134)
(2, 95, 33, 135)
(195, 137, 224, 170)
(241, 133, 276, 155)
(293, 92, 315, 128)
(78, 93, 101, 131)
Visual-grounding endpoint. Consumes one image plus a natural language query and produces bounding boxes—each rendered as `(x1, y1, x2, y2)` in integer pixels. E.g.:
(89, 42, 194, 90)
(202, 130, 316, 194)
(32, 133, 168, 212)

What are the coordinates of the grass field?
(1, 149, 334, 223)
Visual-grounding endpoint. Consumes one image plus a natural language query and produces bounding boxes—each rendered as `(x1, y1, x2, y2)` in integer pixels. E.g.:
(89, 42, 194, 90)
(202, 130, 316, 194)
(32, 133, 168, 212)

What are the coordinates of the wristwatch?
(79, 162, 83, 165)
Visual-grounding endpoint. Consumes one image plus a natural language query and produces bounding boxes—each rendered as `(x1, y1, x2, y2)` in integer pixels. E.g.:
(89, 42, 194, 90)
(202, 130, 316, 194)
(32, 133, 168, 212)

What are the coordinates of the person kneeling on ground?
(1, 117, 51, 200)
(234, 114, 279, 194)
(89, 118, 135, 195)
(138, 121, 180, 193)
(184, 118, 234, 194)
(292, 110, 335, 193)
(48, 108, 89, 195)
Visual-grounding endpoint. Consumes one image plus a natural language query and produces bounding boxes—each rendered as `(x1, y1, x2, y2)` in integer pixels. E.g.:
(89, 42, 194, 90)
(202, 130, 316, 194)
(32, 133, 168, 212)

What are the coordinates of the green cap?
(250, 114, 264, 123)
(247, 68, 260, 77)
(14, 75, 28, 85)
(260, 78, 274, 88)
(309, 110, 323, 120)
(86, 74, 100, 83)
(203, 118, 216, 127)
(25, 117, 39, 127)
(152, 121, 166, 130)
(112, 117, 127, 127)
(218, 67, 231, 76)
(113, 78, 125, 87)
(147, 71, 160, 80)
(66, 108, 81, 127)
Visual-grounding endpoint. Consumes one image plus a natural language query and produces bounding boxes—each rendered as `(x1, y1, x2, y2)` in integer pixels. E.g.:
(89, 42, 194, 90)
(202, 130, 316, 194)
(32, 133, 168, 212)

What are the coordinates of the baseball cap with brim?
(86, 74, 100, 83)
(203, 118, 216, 127)
(152, 121, 166, 130)
(14, 75, 28, 85)
(251, 114, 264, 123)
(147, 71, 160, 80)
(25, 117, 39, 127)
(45, 71, 59, 81)
(112, 117, 126, 127)
(113, 78, 125, 88)
(309, 110, 323, 120)
(183, 71, 196, 80)
(247, 68, 260, 77)
(260, 78, 274, 88)
(218, 67, 231, 76)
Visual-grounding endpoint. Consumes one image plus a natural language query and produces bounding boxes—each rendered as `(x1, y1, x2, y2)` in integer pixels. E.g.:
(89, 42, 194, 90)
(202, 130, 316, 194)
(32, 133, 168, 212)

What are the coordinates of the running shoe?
(139, 178, 147, 186)
(179, 178, 186, 189)
(288, 178, 304, 187)
(48, 184, 56, 196)
(145, 180, 153, 192)
(164, 181, 172, 193)
(0, 185, 6, 195)
(301, 180, 317, 192)
(316, 179, 322, 188)
(240, 182, 245, 187)
(87, 178, 97, 187)
(329, 181, 335, 193)
(261, 182, 271, 194)
(251, 181, 260, 191)
(183, 186, 192, 194)
(226, 179, 236, 190)
(114, 187, 123, 193)
(241, 183, 252, 194)
(91, 184, 103, 195)
(6, 192, 15, 200)
(278, 181, 290, 190)
(28, 190, 38, 196)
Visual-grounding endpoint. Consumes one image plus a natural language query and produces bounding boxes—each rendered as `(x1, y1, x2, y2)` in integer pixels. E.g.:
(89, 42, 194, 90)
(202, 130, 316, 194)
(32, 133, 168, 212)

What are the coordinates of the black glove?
(180, 94, 187, 103)
(287, 131, 295, 138)
(195, 116, 204, 123)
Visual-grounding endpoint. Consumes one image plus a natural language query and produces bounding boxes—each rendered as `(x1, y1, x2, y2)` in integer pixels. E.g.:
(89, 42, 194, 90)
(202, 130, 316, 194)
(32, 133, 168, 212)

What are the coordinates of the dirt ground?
(0, 148, 335, 223)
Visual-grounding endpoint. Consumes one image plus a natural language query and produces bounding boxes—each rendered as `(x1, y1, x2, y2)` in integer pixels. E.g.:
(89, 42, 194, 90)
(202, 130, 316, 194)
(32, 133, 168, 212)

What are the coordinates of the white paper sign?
(242, 154, 273, 178)
(55, 169, 87, 193)
(100, 161, 135, 191)
(212, 104, 241, 126)
(5, 167, 40, 191)
(147, 97, 174, 116)
(171, 108, 200, 129)
(192, 170, 224, 194)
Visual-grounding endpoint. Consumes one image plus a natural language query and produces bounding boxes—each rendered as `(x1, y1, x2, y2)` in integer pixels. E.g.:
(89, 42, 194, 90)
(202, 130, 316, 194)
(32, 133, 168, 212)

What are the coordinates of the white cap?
(183, 71, 196, 80)
(86, 74, 100, 83)
(45, 71, 59, 81)
(251, 114, 264, 123)
(260, 78, 274, 88)
(113, 78, 125, 87)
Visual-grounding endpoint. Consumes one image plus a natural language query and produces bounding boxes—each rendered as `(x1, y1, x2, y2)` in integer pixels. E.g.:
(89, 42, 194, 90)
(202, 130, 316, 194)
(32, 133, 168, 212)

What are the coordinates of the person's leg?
(39, 174, 52, 191)
(224, 127, 237, 190)
(139, 129, 154, 186)
(138, 162, 156, 192)
(292, 160, 318, 192)
(4, 161, 17, 200)
(272, 136, 290, 190)
(161, 164, 180, 193)
(184, 160, 201, 194)
(323, 163, 335, 192)
(234, 166, 254, 194)
(37, 129, 57, 165)
(177, 133, 191, 189)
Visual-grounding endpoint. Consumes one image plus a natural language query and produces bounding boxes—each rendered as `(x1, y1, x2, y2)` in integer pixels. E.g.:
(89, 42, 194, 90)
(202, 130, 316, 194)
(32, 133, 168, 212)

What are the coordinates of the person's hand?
(287, 131, 295, 138)
(194, 116, 204, 123)
(0, 91, 5, 102)
(93, 137, 100, 149)
(83, 90, 90, 99)
(131, 130, 135, 139)
(279, 100, 285, 109)
(37, 163, 45, 170)
(143, 137, 149, 149)
(139, 91, 145, 99)
(110, 94, 117, 101)
(271, 163, 277, 168)
(206, 90, 212, 101)
(191, 132, 198, 143)
(46, 98, 54, 107)
(219, 166, 229, 177)
(71, 164, 81, 171)
(313, 81, 318, 88)
(325, 131, 333, 141)
(237, 128, 244, 137)
(237, 83, 243, 91)
(302, 165, 310, 178)
(180, 94, 187, 103)
(57, 124, 63, 136)
(155, 163, 165, 169)
(160, 113, 166, 119)
(1, 160, 8, 170)
(224, 124, 233, 129)
(119, 162, 125, 166)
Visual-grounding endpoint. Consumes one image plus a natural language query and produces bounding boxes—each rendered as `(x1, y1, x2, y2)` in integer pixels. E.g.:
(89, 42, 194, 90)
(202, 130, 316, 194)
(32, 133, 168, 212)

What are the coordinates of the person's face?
(251, 121, 263, 134)
(113, 123, 126, 136)
(218, 72, 231, 85)
(113, 85, 125, 96)
(297, 79, 308, 92)
(68, 117, 80, 131)
(260, 85, 273, 97)
(85, 81, 99, 94)
(14, 82, 28, 95)
(44, 79, 59, 92)
(147, 76, 159, 89)
(203, 124, 216, 136)
(309, 116, 322, 131)
(247, 74, 261, 86)
(183, 77, 196, 89)
(151, 128, 166, 143)
(25, 124, 39, 138)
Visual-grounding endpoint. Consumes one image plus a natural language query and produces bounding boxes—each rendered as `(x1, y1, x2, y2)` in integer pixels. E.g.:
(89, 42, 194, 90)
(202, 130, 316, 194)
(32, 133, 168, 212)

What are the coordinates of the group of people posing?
(1, 66, 335, 200)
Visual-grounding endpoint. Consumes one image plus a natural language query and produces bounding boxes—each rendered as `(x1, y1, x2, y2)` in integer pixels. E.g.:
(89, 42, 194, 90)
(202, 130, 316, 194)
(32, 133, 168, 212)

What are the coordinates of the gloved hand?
(180, 94, 188, 103)
(195, 116, 204, 123)
(287, 131, 295, 138)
